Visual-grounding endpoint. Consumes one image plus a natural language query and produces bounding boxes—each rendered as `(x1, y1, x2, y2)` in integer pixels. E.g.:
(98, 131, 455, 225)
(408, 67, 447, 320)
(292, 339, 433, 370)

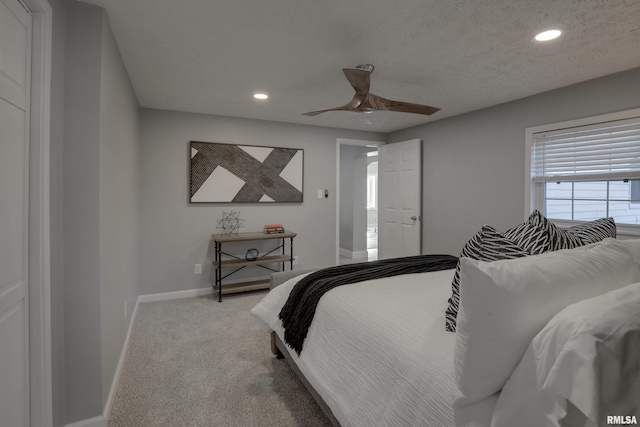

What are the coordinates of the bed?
(252, 266, 496, 426)
(251, 213, 640, 427)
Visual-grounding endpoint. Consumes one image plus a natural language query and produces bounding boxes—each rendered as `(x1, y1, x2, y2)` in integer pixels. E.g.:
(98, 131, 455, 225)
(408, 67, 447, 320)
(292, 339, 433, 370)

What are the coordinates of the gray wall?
(63, 1, 140, 423)
(63, 3, 103, 421)
(98, 11, 140, 410)
(388, 67, 640, 256)
(139, 109, 385, 295)
(339, 145, 356, 252)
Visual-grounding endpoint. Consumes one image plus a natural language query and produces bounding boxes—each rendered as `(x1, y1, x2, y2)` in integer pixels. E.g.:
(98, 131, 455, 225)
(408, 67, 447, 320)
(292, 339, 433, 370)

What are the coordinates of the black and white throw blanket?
(278, 254, 459, 354)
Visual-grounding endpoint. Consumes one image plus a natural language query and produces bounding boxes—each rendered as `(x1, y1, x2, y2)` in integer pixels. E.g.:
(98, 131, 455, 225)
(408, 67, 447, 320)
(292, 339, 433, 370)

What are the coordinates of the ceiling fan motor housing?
(356, 64, 375, 73)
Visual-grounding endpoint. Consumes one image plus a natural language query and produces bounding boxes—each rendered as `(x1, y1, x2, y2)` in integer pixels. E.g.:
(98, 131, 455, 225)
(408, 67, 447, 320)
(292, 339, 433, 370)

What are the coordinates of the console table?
(211, 230, 296, 302)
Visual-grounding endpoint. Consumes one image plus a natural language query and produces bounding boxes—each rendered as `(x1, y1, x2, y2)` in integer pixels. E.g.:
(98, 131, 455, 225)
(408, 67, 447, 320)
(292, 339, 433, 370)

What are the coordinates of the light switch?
(317, 189, 323, 198)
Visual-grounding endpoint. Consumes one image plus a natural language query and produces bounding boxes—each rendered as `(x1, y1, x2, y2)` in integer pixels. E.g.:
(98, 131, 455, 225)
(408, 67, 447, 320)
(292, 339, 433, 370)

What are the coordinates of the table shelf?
(220, 280, 270, 296)
(211, 231, 297, 302)
(214, 254, 292, 268)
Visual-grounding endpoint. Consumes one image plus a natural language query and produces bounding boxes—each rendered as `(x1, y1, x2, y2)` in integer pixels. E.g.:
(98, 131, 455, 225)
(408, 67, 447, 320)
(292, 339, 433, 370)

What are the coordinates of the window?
(526, 109, 640, 233)
(544, 180, 640, 224)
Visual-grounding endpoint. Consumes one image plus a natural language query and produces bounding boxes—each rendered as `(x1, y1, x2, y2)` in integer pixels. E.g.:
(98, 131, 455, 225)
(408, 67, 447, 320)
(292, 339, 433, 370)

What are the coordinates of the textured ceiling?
(79, 0, 640, 133)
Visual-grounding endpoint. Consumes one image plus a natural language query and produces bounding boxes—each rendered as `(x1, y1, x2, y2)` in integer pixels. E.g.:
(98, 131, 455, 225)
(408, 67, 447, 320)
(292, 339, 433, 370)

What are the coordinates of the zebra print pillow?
(503, 216, 551, 255)
(567, 217, 616, 244)
(529, 211, 616, 250)
(445, 225, 530, 332)
(528, 210, 584, 250)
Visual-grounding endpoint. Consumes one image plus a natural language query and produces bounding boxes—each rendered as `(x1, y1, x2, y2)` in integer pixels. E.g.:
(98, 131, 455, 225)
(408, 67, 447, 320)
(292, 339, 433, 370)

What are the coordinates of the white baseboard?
(137, 286, 213, 303)
(65, 415, 107, 427)
(70, 302, 140, 427)
(98, 278, 271, 425)
(137, 275, 273, 303)
(103, 287, 212, 424)
(339, 247, 368, 259)
(102, 296, 142, 422)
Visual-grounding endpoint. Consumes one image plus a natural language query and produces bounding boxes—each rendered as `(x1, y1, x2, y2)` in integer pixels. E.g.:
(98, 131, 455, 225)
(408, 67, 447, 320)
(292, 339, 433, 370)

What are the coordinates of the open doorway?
(365, 152, 378, 261)
(336, 139, 383, 265)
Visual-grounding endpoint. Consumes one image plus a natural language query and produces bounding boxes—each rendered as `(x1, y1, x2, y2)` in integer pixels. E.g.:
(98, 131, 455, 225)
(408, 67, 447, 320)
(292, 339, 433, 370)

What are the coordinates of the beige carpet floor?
(107, 291, 332, 427)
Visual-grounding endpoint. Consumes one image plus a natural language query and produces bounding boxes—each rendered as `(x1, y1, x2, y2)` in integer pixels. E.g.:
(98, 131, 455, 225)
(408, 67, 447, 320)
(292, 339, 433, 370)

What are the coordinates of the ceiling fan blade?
(368, 93, 440, 116)
(342, 67, 371, 95)
(302, 93, 366, 116)
(302, 108, 346, 116)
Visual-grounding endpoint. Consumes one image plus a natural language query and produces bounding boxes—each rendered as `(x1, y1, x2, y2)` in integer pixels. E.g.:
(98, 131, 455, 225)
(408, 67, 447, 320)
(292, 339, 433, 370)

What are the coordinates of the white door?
(0, 0, 32, 425)
(378, 139, 422, 259)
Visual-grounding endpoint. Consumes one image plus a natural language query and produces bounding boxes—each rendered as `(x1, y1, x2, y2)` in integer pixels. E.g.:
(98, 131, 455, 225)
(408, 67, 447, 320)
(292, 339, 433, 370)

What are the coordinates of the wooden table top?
(211, 230, 296, 242)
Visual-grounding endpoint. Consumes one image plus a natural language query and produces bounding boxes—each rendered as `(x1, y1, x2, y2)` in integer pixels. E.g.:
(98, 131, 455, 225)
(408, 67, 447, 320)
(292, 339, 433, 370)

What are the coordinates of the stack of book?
(263, 224, 285, 234)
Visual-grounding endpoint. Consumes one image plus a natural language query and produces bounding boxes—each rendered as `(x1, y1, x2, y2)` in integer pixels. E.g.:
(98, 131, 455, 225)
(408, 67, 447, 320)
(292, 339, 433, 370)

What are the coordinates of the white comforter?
(251, 269, 497, 427)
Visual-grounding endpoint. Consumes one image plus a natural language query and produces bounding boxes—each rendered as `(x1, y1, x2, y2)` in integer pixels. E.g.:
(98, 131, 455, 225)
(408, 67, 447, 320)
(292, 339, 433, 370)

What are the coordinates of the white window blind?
(532, 116, 640, 183)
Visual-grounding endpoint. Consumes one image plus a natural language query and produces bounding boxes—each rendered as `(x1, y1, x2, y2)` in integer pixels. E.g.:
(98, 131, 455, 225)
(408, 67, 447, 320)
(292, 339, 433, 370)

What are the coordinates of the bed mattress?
(251, 268, 497, 427)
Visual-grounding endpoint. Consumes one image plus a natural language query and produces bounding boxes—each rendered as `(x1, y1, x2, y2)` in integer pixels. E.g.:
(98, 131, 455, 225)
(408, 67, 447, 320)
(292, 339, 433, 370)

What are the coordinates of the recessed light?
(535, 29, 562, 41)
(253, 93, 268, 100)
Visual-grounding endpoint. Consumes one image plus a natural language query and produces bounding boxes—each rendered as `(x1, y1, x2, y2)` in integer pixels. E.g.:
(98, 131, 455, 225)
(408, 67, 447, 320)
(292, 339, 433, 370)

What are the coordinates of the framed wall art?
(190, 141, 304, 203)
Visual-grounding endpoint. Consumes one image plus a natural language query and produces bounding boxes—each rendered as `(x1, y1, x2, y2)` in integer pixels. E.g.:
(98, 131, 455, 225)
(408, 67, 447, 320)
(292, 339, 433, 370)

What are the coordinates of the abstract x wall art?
(190, 141, 304, 203)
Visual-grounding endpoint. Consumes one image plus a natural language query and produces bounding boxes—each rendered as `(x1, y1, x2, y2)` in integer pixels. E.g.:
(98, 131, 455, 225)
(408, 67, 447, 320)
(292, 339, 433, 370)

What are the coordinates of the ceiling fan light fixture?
(535, 29, 562, 41)
(253, 93, 269, 100)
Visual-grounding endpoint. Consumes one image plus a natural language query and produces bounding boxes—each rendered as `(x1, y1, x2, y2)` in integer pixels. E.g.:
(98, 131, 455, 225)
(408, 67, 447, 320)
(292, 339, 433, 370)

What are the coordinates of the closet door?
(0, 0, 32, 425)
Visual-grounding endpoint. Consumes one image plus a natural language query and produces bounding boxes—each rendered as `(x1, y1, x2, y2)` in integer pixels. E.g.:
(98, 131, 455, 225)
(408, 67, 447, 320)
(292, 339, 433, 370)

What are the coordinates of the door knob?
(411, 216, 417, 221)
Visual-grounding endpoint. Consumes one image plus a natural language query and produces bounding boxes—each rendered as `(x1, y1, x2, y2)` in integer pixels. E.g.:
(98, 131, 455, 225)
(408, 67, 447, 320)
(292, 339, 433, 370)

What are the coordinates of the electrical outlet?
(293, 256, 299, 265)
(194, 264, 202, 274)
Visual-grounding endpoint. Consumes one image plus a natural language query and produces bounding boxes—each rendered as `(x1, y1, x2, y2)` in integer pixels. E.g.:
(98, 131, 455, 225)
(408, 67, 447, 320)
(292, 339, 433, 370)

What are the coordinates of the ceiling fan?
(302, 64, 440, 117)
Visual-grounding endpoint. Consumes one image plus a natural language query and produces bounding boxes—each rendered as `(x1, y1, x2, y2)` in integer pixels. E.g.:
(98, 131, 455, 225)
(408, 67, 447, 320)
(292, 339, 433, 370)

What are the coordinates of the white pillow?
(492, 281, 640, 427)
(618, 238, 640, 264)
(452, 238, 640, 425)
